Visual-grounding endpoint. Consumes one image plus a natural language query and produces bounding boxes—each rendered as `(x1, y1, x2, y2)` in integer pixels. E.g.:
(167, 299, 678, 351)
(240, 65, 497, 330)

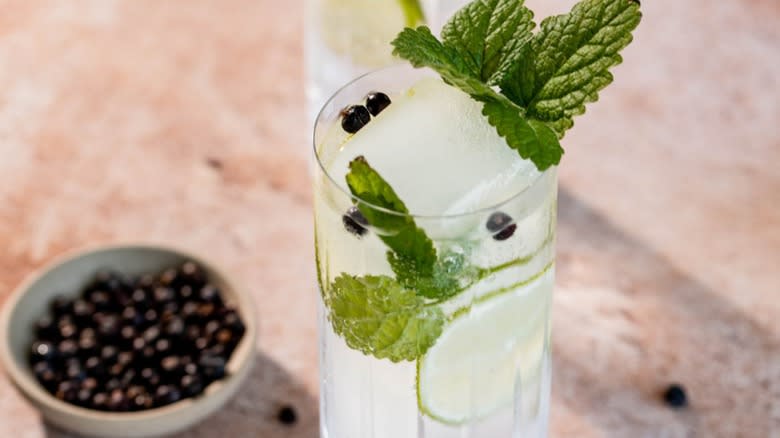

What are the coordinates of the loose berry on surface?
(277, 405, 298, 425)
(663, 383, 688, 408)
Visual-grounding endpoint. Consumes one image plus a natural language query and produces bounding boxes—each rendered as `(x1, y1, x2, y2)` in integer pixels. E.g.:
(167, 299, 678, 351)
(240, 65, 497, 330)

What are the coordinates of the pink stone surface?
(0, 1, 777, 437)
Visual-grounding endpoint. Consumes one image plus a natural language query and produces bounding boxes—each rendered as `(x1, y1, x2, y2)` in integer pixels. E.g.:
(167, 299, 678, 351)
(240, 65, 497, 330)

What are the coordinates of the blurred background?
(0, 0, 777, 437)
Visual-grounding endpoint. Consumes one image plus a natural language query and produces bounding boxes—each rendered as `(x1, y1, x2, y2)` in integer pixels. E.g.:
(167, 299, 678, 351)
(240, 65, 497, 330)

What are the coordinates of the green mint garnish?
(327, 274, 444, 362)
(392, 0, 642, 170)
(346, 156, 455, 298)
(398, 0, 426, 28)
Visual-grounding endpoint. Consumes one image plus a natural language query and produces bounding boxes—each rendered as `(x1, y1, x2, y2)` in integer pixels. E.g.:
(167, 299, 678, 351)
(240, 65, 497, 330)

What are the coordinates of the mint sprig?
(346, 156, 440, 293)
(392, 0, 642, 170)
(346, 156, 464, 299)
(327, 274, 444, 362)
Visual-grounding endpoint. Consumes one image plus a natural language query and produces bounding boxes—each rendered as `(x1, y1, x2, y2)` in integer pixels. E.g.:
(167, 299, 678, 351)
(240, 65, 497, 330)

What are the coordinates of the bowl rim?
(0, 242, 257, 422)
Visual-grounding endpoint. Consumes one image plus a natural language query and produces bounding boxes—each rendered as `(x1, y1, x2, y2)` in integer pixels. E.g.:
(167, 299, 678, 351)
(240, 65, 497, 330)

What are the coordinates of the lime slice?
(320, 0, 425, 68)
(417, 269, 552, 424)
(397, 0, 426, 26)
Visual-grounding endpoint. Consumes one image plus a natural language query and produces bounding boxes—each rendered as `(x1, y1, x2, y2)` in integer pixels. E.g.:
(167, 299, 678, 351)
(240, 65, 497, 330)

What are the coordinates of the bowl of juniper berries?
(0, 244, 257, 438)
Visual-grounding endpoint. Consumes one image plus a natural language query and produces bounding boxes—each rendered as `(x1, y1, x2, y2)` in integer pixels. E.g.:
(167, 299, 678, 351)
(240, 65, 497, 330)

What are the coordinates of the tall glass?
(313, 66, 557, 438)
(304, 0, 468, 122)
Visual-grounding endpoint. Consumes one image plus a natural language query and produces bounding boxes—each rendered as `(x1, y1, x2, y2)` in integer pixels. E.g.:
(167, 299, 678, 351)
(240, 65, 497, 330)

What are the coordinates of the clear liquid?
(314, 75, 556, 438)
(318, 276, 553, 438)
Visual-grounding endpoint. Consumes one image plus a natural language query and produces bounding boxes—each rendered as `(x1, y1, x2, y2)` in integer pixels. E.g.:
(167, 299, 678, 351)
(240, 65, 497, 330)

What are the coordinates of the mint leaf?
(482, 100, 563, 168)
(392, 26, 475, 80)
(345, 156, 439, 291)
(500, 0, 642, 136)
(327, 274, 444, 362)
(392, 27, 563, 170)
(393, 0, 641, 167)
(392, 26, 507, 100)
(441, 0, 535, 83)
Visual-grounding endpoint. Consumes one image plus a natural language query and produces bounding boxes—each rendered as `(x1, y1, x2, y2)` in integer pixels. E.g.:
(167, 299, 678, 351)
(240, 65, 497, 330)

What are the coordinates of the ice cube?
(324, 77, 537, 217)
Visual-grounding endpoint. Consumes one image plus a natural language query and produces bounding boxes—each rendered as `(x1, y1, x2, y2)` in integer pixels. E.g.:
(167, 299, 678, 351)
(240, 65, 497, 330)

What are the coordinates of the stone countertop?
(0, 1, 777, 437)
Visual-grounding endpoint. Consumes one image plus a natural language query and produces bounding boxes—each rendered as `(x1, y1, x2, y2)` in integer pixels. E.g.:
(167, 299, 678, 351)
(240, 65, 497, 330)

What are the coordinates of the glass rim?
(312, 65, 556, 220)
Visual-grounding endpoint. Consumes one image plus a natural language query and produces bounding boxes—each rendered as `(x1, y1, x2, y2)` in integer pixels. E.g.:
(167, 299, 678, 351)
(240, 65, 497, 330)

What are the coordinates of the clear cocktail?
(312, 0, 641, 436)
(314, 67, 557, 437)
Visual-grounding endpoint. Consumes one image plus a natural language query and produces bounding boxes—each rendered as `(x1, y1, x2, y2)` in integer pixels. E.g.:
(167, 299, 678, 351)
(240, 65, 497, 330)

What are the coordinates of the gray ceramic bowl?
(0, 244, 257, 437)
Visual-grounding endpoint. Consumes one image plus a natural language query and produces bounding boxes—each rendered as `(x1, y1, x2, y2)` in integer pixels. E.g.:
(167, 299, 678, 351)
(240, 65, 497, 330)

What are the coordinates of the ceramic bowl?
(0, 244, 257, 437)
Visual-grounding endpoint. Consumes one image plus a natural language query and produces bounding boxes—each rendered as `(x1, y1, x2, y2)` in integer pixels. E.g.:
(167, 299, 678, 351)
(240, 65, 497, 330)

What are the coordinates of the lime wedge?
(417, 269, 552, 424)
(320, 0, 425, 68)
(398, 0, 426, 27)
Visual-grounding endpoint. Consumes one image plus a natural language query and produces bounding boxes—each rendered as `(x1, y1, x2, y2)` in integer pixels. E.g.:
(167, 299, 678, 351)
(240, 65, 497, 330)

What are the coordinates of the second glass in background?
(304, 0, 468, 122)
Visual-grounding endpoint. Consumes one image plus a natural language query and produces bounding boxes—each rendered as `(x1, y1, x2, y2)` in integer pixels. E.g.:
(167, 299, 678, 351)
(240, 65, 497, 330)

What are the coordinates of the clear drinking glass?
(304, 0, 468, 122)
(313, 66, 557, 438)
